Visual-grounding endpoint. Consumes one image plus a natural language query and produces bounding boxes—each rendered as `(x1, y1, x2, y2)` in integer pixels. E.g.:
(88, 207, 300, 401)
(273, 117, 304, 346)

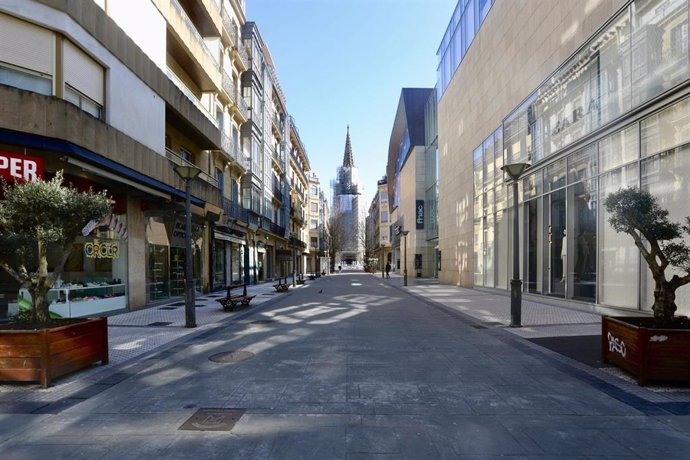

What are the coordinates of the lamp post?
(500, 162, 530, 327)
(401, 230, 410, 286)
(174, 164, 202, 328)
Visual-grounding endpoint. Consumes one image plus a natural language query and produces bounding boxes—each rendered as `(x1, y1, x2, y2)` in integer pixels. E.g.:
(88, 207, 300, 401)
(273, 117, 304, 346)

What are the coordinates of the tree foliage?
(325, 213, 348, 270)
(604, 187, 690, 324)
(0, 171, 112, 323)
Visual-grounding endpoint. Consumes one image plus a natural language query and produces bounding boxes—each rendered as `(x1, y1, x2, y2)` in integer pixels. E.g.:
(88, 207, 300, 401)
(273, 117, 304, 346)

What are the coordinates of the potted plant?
(602, 187, 690, 385)
(0, 171, 112, 387)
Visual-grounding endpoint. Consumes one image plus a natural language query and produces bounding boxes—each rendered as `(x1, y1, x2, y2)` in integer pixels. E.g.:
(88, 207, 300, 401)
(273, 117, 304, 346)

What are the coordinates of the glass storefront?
(145, 216, 201, 302)
(472, 0, 690, 316)
(44, 217, 128, 317)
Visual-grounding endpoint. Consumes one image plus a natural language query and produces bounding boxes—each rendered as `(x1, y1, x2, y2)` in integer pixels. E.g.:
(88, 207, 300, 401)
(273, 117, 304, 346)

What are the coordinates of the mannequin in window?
(561, 229, 567, 282)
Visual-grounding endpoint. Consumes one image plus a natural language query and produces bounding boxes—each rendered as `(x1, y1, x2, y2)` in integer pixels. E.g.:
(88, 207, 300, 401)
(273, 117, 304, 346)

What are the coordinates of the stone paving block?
(517, 426, 633, 456)
(346, 426, 399, 454)
(268, 426, 346, 459)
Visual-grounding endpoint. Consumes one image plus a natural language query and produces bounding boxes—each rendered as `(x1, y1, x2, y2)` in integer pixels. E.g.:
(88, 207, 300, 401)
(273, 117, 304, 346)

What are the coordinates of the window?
(65, 84, 102, 119)
(310, 219, 318, 230)
(381, 210, 389, 223)
(179, 148, 191, 162)
(311, 185, 318, 195)
(310, 202, 318, 213)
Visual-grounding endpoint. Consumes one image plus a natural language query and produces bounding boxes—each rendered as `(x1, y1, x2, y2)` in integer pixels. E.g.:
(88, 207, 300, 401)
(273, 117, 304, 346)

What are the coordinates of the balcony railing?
(166, 148, 218, 188)
(221, 133, 249, 170)
(171, 0, 220, 69)
(234, 88, 249, 120)
(166, 68, 218, 127)
(221, 70, 236, 105)
(220, 4, 236, 44)
(230, 26, 249, 67)
(260, 217, 286, 237)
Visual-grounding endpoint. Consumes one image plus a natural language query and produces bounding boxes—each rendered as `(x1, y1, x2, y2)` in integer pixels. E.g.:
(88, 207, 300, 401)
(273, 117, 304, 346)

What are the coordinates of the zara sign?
(0, 151, 43, 182)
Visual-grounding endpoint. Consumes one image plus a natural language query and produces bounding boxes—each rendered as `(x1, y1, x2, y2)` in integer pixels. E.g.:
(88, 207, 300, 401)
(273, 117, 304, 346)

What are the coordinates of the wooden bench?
(217, 284, 255, 311)
(308, 274, 316, 281)
(273, 277, 289, 292)
(296, 274, 306, 285)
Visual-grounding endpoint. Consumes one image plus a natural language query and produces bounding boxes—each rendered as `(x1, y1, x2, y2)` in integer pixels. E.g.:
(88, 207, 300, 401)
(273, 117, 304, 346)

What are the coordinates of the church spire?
(343, 125, 354, 167)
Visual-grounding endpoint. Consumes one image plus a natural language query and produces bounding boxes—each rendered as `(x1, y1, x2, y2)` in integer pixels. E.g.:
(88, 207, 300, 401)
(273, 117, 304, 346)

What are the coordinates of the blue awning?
(0, 127, 204, 207)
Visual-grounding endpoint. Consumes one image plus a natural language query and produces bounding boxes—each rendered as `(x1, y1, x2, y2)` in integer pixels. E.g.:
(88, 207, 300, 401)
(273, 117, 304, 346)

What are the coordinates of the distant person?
(385, 262, 391, 279)
(338, 265, 342, 273)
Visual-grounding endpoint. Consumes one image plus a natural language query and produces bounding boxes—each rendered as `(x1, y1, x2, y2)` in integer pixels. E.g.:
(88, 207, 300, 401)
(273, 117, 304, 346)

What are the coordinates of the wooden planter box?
(0, 317, 108, 388)
(602, 316, 690, 385)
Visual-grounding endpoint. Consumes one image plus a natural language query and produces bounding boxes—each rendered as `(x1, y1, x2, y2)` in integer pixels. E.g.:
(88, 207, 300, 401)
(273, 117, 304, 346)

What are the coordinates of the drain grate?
(147, 321, 173, 327)
(251, 319, 276, 324)
(209, 350, 255, 363)
(158, 306, 178, 310)
(169, 302, 186, 306)
(179, 408, 245, 431)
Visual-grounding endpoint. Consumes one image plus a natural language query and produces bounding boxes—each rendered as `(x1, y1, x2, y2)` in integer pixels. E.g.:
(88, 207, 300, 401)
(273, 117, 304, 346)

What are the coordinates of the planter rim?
(0, 317, 106, 333)
(603, 315, 689, 332)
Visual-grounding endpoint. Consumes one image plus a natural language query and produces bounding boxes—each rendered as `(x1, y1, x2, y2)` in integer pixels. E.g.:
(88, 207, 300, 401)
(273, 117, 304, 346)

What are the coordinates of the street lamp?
(174, 164, 202, 328)
(501, 162, 530, 327)
(401, 230, 410, 286)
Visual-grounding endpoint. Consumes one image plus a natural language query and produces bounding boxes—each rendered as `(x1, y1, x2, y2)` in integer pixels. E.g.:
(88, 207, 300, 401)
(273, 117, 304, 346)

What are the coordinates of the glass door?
(547, 189, 566, 297)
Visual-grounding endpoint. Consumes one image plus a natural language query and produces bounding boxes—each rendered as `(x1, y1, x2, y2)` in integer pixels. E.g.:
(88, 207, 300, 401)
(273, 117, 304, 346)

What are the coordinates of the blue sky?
(246, 0, 457, 203)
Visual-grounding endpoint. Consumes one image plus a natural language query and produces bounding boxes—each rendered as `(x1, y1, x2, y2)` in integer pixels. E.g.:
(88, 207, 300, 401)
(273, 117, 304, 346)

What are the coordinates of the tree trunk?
(32, 240, 51, 324)
(652, 281, 677, 326)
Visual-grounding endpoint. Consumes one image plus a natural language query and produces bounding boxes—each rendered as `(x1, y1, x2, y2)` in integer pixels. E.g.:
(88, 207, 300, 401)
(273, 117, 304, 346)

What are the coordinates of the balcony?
(221, 70, 236, 106)
(260, 217, 286, 238)
(222, 201, 261, 227)
(166, 148, 221, 207)
(272, 177, 283, 203)
(220, 133, 249, 171)
(231, 27, 249, 70)
(220, 5, 238, 47)
(166, 148, 218, 188)
(234, 88, 250, 120)
(158, 0, 221, 91)
(166, 68, 218, 127)
(271, 112, 284, 138)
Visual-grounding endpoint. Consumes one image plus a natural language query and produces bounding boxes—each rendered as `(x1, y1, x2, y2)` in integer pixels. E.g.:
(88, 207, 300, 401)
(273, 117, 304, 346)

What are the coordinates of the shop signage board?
(416, 200, 424, 229)
(0, 151, 43, 182)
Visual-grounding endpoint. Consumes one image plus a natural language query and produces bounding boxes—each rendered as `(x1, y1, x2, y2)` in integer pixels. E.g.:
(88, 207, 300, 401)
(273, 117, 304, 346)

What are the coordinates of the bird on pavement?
(318, 289, 323, 294)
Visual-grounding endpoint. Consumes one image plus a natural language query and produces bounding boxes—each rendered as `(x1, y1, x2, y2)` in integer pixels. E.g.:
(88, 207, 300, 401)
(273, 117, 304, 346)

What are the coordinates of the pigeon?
(318, 289, 323, 294)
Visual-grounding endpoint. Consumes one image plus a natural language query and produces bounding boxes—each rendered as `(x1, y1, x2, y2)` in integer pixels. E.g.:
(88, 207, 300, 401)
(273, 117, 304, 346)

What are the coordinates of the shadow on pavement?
(527, 335, 609, 368)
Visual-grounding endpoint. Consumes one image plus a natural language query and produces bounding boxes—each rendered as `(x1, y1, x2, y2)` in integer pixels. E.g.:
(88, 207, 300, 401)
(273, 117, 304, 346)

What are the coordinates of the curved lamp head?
(401, 230, 410, 236)
(174, 165, 202, 180)
(501, 162, 530, 181)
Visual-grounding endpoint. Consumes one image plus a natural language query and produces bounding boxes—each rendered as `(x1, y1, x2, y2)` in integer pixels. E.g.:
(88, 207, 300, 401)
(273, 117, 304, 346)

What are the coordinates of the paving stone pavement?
(1, 270, 690, 458)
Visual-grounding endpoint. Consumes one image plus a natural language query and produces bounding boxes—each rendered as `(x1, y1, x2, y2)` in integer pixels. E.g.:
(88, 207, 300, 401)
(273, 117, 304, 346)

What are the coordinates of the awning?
(0, 127, 204, 207)
(214, 231, 245, 245)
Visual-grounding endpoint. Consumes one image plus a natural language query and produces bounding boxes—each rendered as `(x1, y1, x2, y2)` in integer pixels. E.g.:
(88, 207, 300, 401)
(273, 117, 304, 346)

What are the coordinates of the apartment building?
(438, 0, 690, 316)
(368, 177, 391, 273)
(0, 0, 314, 316)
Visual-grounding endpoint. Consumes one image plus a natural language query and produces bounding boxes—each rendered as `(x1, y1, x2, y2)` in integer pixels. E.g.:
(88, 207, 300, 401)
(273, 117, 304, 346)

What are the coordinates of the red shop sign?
(0, 151, 44, 182)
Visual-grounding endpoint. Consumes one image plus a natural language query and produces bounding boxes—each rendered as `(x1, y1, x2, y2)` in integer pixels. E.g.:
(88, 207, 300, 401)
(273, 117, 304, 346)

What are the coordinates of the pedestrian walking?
(385, 262, 391, 279)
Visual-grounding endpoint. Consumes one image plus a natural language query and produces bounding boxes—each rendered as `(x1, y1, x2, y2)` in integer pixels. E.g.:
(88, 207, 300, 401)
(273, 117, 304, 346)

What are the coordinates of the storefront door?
(547, 189, 566, 298)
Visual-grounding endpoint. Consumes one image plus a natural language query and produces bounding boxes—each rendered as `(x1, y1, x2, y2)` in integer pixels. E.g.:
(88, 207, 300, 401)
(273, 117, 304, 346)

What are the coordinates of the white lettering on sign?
(607, 332, 627, 358)
(0, 155, 40, 181)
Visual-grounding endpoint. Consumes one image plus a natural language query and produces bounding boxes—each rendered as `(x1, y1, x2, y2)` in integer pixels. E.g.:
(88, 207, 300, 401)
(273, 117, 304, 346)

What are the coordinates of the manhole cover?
(179, 408, 245, 431)
(209, 350, 255, 363)
(169, 302, 186, 306)
(158, 306, 178, 310)
(251, 319, 276, 324)
(147, 321, 173, 327)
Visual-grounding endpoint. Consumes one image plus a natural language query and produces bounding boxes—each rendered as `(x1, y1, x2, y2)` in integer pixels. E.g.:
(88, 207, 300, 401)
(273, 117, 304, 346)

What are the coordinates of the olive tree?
(0, 171, 112, 323)
(604, 187, 690, 325)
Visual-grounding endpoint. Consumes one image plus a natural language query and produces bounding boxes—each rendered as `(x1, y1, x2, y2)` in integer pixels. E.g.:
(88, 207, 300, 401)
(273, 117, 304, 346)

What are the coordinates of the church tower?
(332, 126, 365, 264)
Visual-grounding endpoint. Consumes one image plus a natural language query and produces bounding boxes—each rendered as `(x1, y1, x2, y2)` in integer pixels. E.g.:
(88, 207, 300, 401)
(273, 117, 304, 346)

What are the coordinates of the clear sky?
(246, 0, 457, 203)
